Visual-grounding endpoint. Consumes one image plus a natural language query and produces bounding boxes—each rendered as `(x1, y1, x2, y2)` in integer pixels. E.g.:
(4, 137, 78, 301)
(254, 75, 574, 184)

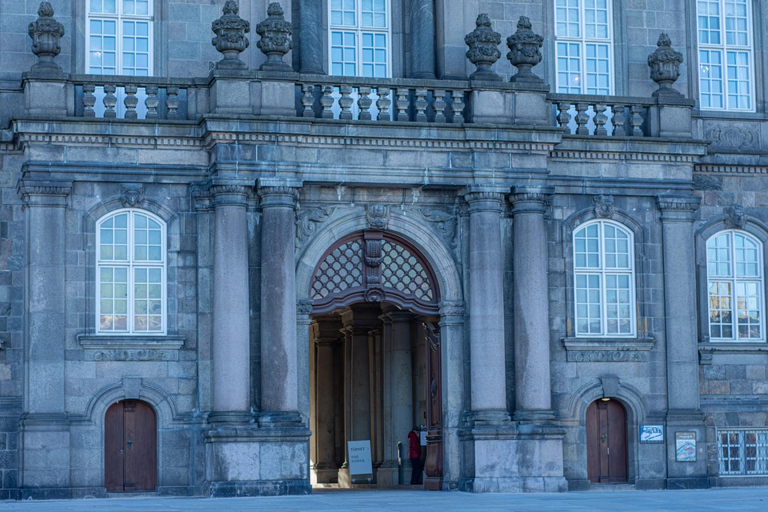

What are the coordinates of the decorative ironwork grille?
(381, 240, 434, 301)
(311, 239, 364, 300)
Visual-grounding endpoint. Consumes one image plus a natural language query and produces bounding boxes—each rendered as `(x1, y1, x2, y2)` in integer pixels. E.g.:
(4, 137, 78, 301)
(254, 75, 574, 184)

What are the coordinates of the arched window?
(329, 0, 391, 77)
(696, 0, 755, 111)
(554, 0, 614, 94)
(573, 220, 635, 337)
(706, 230, 764, 341)
(97, 209, 165, 334)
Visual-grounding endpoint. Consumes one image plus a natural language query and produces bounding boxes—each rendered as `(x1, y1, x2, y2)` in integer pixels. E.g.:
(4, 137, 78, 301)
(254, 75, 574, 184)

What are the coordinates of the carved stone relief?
(295, 206, 339, 249)
(704, 122, 760, 151)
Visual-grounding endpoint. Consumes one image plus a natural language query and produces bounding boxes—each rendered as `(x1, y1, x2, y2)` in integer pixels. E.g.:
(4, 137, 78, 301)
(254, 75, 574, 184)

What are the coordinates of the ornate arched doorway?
(307, 229, 443, 489)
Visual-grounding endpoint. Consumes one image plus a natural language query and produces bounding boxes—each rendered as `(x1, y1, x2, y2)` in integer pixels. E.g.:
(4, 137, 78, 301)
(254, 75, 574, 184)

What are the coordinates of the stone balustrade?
(296, 76, 469, 123)
(549, 94, 655, 137)
(70, 75, 199, 121)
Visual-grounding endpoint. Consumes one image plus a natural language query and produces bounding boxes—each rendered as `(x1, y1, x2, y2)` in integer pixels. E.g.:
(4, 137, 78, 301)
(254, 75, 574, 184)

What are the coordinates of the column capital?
(17, 180, 71, 208)
(656, 194, 700, 221)
(210, 184, 252, 207)
(258, 185, 301, 209)
(438, 301, 465, 317)
(464, 187, 506, 213)
(297, 299, 314, 316)
(508, 186, 554, 214)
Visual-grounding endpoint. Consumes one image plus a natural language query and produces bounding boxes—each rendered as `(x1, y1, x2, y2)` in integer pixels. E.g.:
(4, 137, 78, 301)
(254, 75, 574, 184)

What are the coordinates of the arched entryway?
(586, 398, 628, 484)
(307, 230, 443, 489)
(104, 400, 157, 491)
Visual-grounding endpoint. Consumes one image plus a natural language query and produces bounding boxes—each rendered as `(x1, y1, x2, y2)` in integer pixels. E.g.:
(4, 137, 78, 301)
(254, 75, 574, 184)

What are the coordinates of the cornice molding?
(695, 164, 768, 175)
(551, 150, 697, 163)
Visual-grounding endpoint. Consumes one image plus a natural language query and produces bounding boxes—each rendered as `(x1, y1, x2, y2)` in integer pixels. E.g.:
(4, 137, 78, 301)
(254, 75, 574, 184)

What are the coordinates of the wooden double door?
(105, 400, 157, 491)
(586, 399, 628, 484)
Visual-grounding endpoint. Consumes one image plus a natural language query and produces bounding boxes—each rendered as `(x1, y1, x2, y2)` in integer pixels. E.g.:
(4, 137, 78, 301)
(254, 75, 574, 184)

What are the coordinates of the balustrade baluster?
(630, 105, 644, 136)
(575, 103, 589, 135)
(301, 84, 316, 118)
(145, 86, 159, 119)
(396, 88, 410, 121)
(433, 89, 447, 123)
(358, 86, 372, 120)
(320, 85, 335, 119)
(103, 84, 117, 119)
(451, 90, 465, 123)
(166, 86, 180, 120)
(339, 85, 353, 120)
(556, 102, 572, 133)
(376, 87, 391, 121)
(594, 103, 608, 136)
(82, 84, 96, 118)
(124, 84, 138, 119)
(414, 89, 428, 122)
(612, 105, 627, 136)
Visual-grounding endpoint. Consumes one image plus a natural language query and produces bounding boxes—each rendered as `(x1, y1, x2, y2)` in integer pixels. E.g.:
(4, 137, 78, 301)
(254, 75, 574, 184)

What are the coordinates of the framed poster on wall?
(639, 425, 664, 443)
(675, 432, 696, 462)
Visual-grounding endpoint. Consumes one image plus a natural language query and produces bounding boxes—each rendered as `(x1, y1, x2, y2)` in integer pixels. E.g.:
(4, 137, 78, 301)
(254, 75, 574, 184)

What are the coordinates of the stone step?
(106, 491, 160, 499)
(588, 484, 637, 492)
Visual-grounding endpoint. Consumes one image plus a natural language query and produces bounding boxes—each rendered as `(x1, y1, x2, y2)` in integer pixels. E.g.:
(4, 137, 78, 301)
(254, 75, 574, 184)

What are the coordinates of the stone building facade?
(0, 0, 767, 500)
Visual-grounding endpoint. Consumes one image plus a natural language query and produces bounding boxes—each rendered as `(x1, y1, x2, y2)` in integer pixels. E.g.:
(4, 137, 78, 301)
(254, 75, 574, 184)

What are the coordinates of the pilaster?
(18, 181, 72, 491)
(656, 195, 708, 489)
(410, 0, 436, 78)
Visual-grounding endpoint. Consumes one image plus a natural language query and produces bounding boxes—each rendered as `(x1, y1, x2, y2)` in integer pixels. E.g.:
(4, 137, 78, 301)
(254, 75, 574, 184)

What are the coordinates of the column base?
(512, 409, 557, 423)
(20, 413, 71, 489)
(337, 467, 351, 488)
(312, 465, 339, 484)
(665, 409, 708, 489)
(258, 410, 305, 427)
(376, 466, 398, 488)
(205, 421, 310, 496)
(458, 414, 567, 493)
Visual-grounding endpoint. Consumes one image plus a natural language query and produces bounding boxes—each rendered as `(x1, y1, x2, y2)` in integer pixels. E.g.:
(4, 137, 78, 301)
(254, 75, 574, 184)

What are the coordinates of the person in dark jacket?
(408, 427, 422, 485)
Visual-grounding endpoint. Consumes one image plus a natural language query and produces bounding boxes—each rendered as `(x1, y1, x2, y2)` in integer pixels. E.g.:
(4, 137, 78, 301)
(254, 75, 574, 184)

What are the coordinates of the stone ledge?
(698, 342, 768, 364)
(77, 334, 185, 361)
(562, 337, 656, 362)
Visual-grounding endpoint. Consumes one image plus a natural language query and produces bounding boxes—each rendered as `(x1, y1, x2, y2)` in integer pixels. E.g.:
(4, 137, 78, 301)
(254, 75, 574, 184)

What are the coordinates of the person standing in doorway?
(408, 427, 423, 485)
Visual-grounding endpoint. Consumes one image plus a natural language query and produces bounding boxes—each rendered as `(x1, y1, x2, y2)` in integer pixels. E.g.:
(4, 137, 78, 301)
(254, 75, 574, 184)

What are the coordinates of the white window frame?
(96, 209, 166, 335)
(554, 0, 615, 95)
(86, 0, 154, 76)
(695, 0, 756, 112)
(573, 220, 636, 338)
(328, 0, 392, 78)
(718, 429, 768, 475)
(706, 229, 765, 342)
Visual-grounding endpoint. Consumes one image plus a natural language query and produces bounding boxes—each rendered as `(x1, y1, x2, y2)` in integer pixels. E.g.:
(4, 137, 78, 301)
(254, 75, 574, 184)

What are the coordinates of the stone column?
(369, 328, 384, 474)
(509, 187, 556, 422)
(390, 310, 415, 480)
(438, 302, 465, 488)
(465, 190, 509, 423)
(259, 186, 302, 424)
(19, 182, 72, 491)
(410, 0, 436, 78)
(312, 316, 343, 483)
(211, 185, 251, 421)
(299, 0, 325, 74)
(377, 313, 397, 487)
(657, 195, 708, 489)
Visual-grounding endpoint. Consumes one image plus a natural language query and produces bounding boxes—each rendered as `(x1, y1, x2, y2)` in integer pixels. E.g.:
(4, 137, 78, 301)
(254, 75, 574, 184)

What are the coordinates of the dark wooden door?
(105, 400, 157, 491)
(586, 399, 627, 483)
(423, 321, 443, 490)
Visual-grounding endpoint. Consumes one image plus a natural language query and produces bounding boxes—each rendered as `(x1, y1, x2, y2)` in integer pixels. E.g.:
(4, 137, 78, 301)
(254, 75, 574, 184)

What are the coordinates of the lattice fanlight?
(309, 232, 438, 315)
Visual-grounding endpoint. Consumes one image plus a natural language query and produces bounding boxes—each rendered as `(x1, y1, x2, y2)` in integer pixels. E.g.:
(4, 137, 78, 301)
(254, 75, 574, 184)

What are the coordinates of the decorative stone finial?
(28, 2, 65, 73)
(211, 0, 251, 70)
(464, 14, 502, 81)
(506, 16, 543, 83)
(256, 3, 293, 71)
(647, 33, 683, 98)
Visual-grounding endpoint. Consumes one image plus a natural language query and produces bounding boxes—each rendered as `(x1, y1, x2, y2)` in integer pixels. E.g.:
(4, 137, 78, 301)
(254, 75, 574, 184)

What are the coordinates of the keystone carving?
(593, 195, 615, 218)
(464, 13, 501, 81)
(647, 33, 683, 98)
(506, 16, 543, 83)
(727, 204, 747, 228)
(211, 0, 251, 70)
(120, 184, 145, 208)
(256, 3, 293, 71)
(366, 204, 389, 230)
(28, 2, 65, 73)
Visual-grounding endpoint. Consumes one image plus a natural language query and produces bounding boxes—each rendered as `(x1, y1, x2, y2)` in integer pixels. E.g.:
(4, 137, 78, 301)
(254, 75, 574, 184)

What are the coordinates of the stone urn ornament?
(27, 2, 65, 73)
(506, 16, 543, 83)
(647, 33, 683, 98)
(256, 3, 293, 71)
(464, 13, 502, 81)
(211, 0, 251, 70)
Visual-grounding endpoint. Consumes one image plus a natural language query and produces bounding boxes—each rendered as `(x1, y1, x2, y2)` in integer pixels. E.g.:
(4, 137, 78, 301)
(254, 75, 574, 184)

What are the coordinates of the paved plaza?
(0, 488, 767, 512)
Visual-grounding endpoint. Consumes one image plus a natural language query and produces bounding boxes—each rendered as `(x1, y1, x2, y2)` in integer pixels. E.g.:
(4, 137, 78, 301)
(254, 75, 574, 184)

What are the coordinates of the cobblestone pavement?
(1, 487, 767, 511)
